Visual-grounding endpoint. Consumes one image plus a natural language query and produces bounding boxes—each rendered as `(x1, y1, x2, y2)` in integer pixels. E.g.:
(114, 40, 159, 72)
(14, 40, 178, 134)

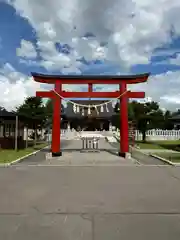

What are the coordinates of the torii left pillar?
(36, 81, 62, 156)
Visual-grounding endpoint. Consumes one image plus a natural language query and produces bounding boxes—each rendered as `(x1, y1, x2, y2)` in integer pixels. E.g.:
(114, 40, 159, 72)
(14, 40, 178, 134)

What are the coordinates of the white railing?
(136, 129, 180, 141)
(114, 129, 180, 141)
(46, 129, 113, 142)
(47, 128, 180, 142)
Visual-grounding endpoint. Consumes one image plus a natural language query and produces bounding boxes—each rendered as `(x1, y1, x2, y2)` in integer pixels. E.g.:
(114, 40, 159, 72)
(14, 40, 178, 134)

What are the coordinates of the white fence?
(115, 129, 180, 141)
(47, 128, 180, 142)
(46, 129, 111, 142)
(135, 129, 180, 141)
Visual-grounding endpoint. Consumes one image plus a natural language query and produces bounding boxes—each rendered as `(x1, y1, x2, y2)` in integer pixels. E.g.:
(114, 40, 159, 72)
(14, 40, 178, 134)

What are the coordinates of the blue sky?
(1, 0, 180, 110)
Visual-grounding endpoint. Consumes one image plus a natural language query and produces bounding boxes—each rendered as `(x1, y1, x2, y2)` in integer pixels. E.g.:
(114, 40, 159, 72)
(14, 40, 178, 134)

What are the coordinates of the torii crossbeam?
(32, 73, 150, 158)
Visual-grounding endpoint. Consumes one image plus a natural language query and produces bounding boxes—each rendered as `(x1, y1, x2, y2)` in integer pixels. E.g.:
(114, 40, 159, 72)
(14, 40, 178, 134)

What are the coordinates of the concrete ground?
(1, 139, 180, 239)
(20, 139, 135, 166)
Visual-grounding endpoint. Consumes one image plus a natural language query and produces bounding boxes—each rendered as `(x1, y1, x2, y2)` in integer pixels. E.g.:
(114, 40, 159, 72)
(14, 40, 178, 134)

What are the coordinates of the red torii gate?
(32, 73, 150, 157)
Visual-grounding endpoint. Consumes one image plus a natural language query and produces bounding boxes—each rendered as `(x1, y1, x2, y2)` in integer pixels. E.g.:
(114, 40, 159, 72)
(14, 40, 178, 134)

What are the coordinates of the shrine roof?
(170, 114, 180, 120)
(0, 109, 27, 121)
(0, 109, 16, 118)
(31, 72, 150, 84)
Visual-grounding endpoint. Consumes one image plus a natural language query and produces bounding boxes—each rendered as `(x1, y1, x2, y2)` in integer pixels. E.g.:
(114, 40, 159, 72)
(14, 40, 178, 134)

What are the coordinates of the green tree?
(112, 101, 135, 128)
(131, 100, 163, 142)
(128, 103, 134, 121)
(0, 106, 6, 127)
(44, 99, 65, 128)
(161, 110, 173, 130)
(114, 101, 120, 114)
(45, 99, 53, 128)
(16, 97, 46, 143)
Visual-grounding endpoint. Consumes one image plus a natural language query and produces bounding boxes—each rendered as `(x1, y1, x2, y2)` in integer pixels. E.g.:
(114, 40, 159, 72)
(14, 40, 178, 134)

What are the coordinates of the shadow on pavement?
(15, 140, 121, 165)
(105, 149, 119, 156)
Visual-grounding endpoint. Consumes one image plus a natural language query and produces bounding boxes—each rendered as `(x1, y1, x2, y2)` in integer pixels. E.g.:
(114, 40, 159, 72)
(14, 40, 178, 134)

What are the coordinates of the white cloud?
(61, 66, 81, 74)
(0, 63, 86, 110)
(92, 70, 180, 110)
(169, 54, 180, 65)
(16, 39, 37, 58)
(161, 95, 180, 104)
(128, 70, 180, 110)
(0, 63, 42, 110)
(154, 53, 180, 66)
(19, 58, 38, 66)
(0, 63, 25, 83)
(7, 0, 180, 69)
(152, 49, 180, 57)
(71, 37, 107, 62)
(37, 40, 82, 72)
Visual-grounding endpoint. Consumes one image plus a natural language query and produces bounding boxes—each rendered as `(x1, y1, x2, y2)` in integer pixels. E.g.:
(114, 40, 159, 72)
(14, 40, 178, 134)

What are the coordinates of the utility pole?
(15, 115, 18, 151)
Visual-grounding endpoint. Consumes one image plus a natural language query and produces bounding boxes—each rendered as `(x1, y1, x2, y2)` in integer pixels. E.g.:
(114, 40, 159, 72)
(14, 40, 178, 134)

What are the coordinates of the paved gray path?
(18, 139, 135, 166)
(109, 141, 169, 165)
(16, 139, 168, 166)
(45, 151, 134, 166)
(1, 165, 180, 239)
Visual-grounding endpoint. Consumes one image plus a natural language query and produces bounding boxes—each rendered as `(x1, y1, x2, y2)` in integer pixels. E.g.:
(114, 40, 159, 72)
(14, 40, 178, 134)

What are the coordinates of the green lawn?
(155, 140, 180, 145)
(136, 140, 180, 150)
(155, 153, 180, 163)
(0, 143, 48, 164)
(136, 142, 164, 149)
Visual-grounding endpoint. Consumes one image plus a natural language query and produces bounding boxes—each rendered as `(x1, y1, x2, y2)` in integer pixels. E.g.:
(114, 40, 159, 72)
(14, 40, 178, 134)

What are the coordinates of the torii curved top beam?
(31, 72, 150, 85)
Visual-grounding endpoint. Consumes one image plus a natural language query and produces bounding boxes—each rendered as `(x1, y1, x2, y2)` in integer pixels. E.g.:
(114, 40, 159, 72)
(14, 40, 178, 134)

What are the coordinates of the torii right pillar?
(118, 78, 149, 158)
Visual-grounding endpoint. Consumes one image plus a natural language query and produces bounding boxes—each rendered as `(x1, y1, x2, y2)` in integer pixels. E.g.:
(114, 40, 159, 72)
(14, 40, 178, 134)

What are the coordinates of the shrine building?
(62, 100, 116, 131)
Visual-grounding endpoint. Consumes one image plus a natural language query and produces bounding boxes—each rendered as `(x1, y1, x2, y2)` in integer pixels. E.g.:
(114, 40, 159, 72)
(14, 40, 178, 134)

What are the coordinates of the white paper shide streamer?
(73, 104, 76, 113)
(72, 101, 113, 115)
(82, 108, 84, 116)
(52, 89, 128, 116)
(88, 105, 91, 115)
(95, 106, 99, 115)
(106, 103, 109, 112)
(100, 105, 104, 113)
